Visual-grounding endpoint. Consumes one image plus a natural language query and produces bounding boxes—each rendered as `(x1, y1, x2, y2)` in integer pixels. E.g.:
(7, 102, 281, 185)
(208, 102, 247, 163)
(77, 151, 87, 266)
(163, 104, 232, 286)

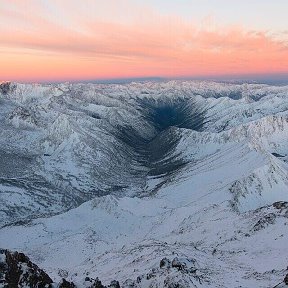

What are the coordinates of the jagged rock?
(0, 249, 53, 288)
(0, 82, 14, 95)
(284, 273, 288, 285)
(160, 258, 171, 269)
(89, 277, 106, 288)
(273, 201, 288, 210)
(172, 258, 186, 270)
(8, 106, 38, 127)
(85, 276, 93, 282)
(164, 281, 185, 288)
(58, 269, 69, 278)
(58, 278, 76, 287)
(122, 279, 136, 287)
(253, 213, 276, 231)
(271, 152, 285, 158)
(83, 277, 120, 288)
(8, 107, 31, 120)
(146, 272, 156, 280)
(108, 280, 120, 288)
(171, 257, 198, 272)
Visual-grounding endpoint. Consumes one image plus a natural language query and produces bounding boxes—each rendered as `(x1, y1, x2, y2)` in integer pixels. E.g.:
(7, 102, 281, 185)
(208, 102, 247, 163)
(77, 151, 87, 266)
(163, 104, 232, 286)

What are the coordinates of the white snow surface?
(0, 80, 288, 287)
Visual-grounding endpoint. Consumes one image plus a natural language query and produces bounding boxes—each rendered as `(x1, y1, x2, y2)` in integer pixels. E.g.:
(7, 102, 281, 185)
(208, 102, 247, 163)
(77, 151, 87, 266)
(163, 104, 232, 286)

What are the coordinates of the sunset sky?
(1, 0, 288, 82)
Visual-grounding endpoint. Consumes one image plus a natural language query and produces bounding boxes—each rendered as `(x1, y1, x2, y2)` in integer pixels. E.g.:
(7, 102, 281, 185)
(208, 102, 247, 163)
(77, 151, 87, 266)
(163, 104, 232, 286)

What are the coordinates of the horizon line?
(2, 73, 288, 85)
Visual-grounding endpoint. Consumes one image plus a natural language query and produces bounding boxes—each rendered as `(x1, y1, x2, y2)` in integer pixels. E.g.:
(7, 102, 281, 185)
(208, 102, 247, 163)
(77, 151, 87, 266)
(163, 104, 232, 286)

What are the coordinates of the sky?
(0, 0, 288, 82)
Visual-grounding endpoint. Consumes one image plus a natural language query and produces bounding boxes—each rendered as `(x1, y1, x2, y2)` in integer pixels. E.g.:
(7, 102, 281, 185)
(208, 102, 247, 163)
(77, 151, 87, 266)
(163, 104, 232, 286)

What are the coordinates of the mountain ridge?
(0, 80, 288, 287)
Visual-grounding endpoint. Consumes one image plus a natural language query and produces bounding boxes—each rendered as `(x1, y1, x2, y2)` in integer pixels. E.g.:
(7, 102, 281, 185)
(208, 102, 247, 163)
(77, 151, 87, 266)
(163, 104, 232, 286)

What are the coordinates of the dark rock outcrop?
(0, 82, 15, 95)
(253, 213, 276, 231)
(84, 277, 120, 288)
(58, 278, 77, 287)
(89, 277, 106, 287)
(160, 258, 171, 269)
(0, 249, 53, 288)
(108, 280, 121, 288)
(8, 106, 38, 126)
(172, 258, 186, 271)
(273, 201, 288, 210)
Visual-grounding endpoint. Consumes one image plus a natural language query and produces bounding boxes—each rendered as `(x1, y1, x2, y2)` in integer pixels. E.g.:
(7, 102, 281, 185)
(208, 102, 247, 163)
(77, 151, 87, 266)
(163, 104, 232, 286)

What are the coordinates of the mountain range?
(0, 80, 288, 287)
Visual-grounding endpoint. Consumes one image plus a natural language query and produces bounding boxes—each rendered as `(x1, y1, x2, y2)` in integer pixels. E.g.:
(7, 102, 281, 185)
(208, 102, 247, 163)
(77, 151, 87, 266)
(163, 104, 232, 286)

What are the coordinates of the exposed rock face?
(108, 280, 121, 288)
(125, 257, 203, 287)
(0, 82, 15, 95)
(94, 279, 107, 287)
(251, 202, 288, 233)
(84, 277, 120, 288)
(160, 258, 171, 269)
(8, 107, 33, 121)
(253, 213, 276, 231)
(58, 278, 77, 287)
(284, 273, 288, 285)
(273, 201, 288, 210)
(8, 106, 38, 127)
(0, 250, 121, 288)
(0, 249, 53, 287)
(171, 257, 198, 272)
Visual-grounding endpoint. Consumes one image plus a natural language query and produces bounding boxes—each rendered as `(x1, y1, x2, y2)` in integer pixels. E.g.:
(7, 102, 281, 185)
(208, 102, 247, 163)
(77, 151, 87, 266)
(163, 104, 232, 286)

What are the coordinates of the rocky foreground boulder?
(0, 249, 53, 287)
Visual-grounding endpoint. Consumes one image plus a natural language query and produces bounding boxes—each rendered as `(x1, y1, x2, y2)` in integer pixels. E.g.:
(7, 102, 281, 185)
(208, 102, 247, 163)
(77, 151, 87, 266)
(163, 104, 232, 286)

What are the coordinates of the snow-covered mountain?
(0, 80, 288, 287)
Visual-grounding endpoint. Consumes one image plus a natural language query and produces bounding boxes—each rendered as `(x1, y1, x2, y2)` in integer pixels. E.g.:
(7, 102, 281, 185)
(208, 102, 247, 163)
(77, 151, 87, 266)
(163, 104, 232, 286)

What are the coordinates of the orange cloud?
(0, 0, 287, 81)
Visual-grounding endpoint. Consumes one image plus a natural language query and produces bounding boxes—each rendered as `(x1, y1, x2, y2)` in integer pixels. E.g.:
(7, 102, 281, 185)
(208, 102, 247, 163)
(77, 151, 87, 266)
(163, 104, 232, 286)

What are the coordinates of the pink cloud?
(0, 0, 287, 81)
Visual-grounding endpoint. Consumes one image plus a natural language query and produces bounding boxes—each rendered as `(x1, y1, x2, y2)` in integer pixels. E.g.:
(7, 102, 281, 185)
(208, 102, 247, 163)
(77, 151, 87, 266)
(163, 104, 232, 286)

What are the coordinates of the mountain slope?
(0, 80, 288, 287)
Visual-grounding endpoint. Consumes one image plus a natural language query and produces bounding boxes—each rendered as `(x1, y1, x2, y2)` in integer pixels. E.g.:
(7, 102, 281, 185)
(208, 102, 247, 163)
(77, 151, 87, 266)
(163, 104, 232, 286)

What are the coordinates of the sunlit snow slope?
(0, 80, 288, 287)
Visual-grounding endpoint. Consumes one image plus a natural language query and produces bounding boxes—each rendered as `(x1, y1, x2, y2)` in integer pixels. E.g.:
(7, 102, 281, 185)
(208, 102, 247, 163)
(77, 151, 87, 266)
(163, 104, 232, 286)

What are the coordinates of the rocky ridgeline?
(252, 201, 288, 232)
(0, 249, 206, 288)
(0, 249, 120, 288)
(57, 277, 120, 288)
(121, 256, 204, 288)
(0, 249, 53, 287)
(0, 249, 287, 287)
